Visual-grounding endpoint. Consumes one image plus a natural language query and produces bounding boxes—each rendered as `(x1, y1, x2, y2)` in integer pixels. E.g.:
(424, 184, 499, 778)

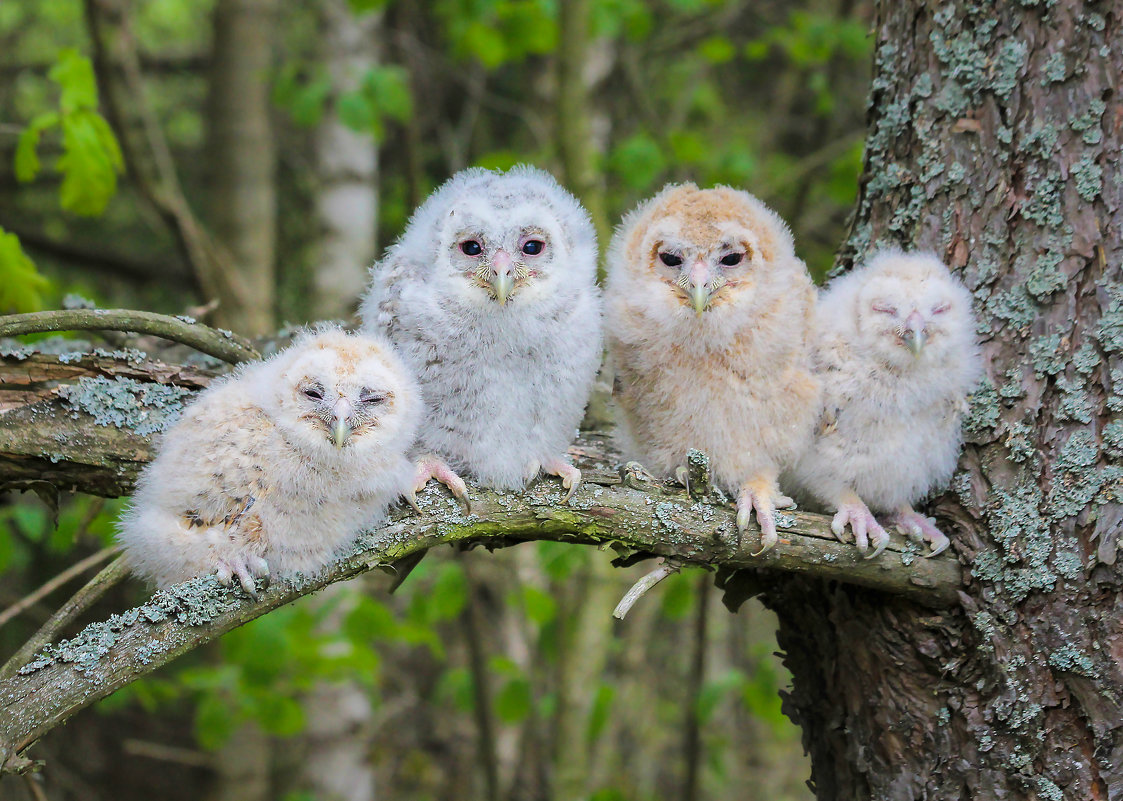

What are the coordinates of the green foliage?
(15, 48, 124, 216)
(0, 226, 50, 313)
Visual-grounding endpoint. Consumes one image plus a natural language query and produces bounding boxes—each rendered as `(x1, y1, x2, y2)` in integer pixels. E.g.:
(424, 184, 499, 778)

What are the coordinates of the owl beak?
(687, 261, 711, 316)
(491, 249, 515, 305)
(903, 311, 927, 356)
(330, 398, 353, 447)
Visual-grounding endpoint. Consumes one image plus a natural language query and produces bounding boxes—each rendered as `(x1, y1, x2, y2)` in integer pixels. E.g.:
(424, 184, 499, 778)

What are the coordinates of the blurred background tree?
(0, 0, 872, 798)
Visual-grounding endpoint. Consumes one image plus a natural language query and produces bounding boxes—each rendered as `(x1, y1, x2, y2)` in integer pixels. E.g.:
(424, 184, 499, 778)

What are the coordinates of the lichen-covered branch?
(0, 466, 961, 773)
(0, 310, 259, 364)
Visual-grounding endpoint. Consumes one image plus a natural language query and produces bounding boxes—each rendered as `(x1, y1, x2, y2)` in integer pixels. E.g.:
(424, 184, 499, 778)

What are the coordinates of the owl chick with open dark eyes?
(359, 165, 602, 507)
(606, 183, 821, 553)
(785, 250, 982, 558)
(118, 329, 420, 594)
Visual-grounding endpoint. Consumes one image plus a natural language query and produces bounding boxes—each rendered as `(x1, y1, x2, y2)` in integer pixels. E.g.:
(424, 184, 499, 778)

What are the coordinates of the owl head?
(608, 183, 803, 322)
(395, 165, 596, 309)
(251, 328, 420, 459)
(841, 249, 979, 373)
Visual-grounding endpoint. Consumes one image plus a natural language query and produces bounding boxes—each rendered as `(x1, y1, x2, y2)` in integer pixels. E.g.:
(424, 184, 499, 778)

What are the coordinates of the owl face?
(617, 184, 795, 321)
(266, 331, 417, 456)
(439, 197, 563, 306)
(853, 253, 975, 370)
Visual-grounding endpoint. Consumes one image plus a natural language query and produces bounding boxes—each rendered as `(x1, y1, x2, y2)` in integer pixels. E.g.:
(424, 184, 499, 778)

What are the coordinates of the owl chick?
(118, 329, 420, 594)
(606, 183, 821, 553)
(359, 165, 602, 506)
(785, 249, 982, 558)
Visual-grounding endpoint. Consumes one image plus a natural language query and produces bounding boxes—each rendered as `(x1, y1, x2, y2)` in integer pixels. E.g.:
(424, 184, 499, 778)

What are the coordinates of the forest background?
(0, 1, 874, 799)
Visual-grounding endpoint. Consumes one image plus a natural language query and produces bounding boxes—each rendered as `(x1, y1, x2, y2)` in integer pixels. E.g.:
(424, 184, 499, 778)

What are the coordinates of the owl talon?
(831, 498, 888, 559)
(216, 556, 266, 599)
(404, 490, 422, 514)
(415, 456, 472, 515)
(674, 466, 690, 493)
(543, 457, 581, 504)
(737, 486, 777, 556)
(894, 507, 950, 558)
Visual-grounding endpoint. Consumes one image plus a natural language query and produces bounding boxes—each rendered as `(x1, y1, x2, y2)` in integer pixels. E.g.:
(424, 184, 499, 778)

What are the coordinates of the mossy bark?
(763, 2, 1123, 798)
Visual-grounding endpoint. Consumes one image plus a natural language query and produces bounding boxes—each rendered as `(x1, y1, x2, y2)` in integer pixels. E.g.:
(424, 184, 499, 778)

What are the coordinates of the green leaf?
(494, 676, 532, 723)
(0, 228, 50, 313)
(364, 65, 412, 123)
(431, 561, 468, 621)
(435, 667, 475, 713)
(659, 571, 694, 620)
(608, 133, 665, 191)
(519, 585, 557, 626)
(194, 693, 239, 750)
(337, 90, 378, 134)
(48, 48, 99, 114)
(585, 683, 615, 745)
(14, 112, 58, 182)
(461, 21, 508, 69)
(698, 35, 735, 64)
(56, 111, 123, 216)
(250, 692, 306, 737)
(347, 0, 390, 13)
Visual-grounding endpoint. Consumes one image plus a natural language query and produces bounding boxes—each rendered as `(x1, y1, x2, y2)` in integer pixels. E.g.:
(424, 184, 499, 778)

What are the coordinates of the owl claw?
(831, 499, 889, 559)
(216, 555, 269, 599)
(404, 490, 422, 514)
(894, 507, 950, 558)
(736, 485, 778, 556)
(415, 456, 472, 515)
(542, 457, 581, 504)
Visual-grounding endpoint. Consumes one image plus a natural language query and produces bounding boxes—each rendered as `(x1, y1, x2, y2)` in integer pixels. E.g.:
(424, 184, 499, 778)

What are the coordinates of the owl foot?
(736, 481, 779, 556)
(893, 506, 950, 558)
(830, 497, 889, 560)
(412, 456, 471, 514)
(542, 456, 581, 504)
(216, 555, 270, 599)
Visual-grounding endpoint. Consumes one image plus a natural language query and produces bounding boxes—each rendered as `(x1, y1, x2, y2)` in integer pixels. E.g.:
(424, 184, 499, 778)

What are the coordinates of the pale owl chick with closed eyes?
(785, 250, 982, 559)
(607, 184, 821, 553)
(359, 165, 602, 507)
(118, 329, 420, 595)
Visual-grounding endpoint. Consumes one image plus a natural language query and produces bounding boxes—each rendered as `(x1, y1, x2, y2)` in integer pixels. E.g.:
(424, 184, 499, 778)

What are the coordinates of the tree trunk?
(310, 0, 381, 320)
(204, 0, 279, 336)
(763, 1, 1123, 798)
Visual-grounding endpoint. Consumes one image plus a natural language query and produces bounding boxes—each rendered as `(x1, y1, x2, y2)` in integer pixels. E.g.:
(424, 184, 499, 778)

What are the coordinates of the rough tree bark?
(204, 0, 280, 336)
(756, 2, 1123, 799)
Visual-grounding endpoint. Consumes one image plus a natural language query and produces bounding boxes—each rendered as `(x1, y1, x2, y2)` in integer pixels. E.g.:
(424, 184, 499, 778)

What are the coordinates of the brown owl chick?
(118, 329, 420, 595)
(606, 184, 821, 553)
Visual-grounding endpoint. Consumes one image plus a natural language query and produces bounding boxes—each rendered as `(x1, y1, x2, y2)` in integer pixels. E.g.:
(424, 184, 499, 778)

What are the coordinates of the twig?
(681, 573, 709, 801)
(0, 309, 259, 364)
(0, 556, 131, 681)
(458, 553, 501, 800)
(613, 560, 682, 620)
(122, 739, 215, 768)
(0, 546, 120, 630)
(22, 774, 49, 801)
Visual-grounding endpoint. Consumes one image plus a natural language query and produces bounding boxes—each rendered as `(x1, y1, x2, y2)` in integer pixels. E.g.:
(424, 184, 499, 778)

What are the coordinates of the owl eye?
(359, 388, 387, 406)
(719, 252, 744, 267)
(302, 385, 324, 401)
(932, 302, 951, 315)
(460, 240, 483, 256)
(659, 252, 683, 267)
(522, 240, 545, 256)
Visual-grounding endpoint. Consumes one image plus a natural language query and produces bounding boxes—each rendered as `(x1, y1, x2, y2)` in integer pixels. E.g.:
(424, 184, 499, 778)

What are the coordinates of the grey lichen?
(1004, 422, 1036, 463)
(1072, 342, 1101, 375)
(1041, 51, 1066, 84)
(963, 379, 1001, 436)
(1048, 430, 1102, 520)
(1056, 377, 1093, 424)
(1025, 251, 1066, 300)
(1103, 420, 1123, 460)
(1029, 333, 1067, 377)
(57, 375, 193, 436)
(1072, 156, 1103, 202)
(999, 368, 1026, 403)
(1070, 99, 1106, 145)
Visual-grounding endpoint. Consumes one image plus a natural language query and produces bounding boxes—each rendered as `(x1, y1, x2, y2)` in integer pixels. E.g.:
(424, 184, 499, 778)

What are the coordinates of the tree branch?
(0, 310, 259, 364)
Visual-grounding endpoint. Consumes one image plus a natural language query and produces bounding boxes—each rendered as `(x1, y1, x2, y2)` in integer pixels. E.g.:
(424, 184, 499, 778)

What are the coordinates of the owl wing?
(361, 248, 429, 343)
(809, 331, 852, 438)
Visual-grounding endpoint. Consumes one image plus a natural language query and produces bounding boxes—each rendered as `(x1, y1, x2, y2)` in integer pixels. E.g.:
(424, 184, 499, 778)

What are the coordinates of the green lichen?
(975, 477, 1056, 601)
(1004, 422, 1036, 462)
(1103, 420, 1123, 460)
(992, 39, 1028, 98)
(1072, 342, 1101, 375)
(1053, 550, 1084, 579)
(1029, 333, 1067, 377)
(1048, 430, 1102, 520)
(999, 367, 1026, 402)
(1025, 251, 1066, 300)
(1057, 377, 1093, 424)
(1072, 155, 1103, 202)
(1095, 284, 1123, 353)
(1041, 51, 1066, 84)
(1032, 777, 1065, 801)
(988, 286, 1037, 332)
(57, 375, 192, 436)
(1082, 12, 1106, 31)
(964, 379, 1001, 435)
(1047, 642, 1096, 676)
(1020, 164, 1064, 228)
(1071, 99, 1106, 145)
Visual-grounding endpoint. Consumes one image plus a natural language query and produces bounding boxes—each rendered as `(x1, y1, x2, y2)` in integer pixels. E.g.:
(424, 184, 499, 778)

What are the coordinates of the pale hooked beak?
(490, 249, 514, 305)
(687, 261, 711, 317)
(330, 397, 353, 447)
(903, 311, 927, 356)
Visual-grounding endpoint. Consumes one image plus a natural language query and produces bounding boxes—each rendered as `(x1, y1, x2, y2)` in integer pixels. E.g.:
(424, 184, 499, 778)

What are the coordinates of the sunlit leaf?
(0, 227, 50, 313)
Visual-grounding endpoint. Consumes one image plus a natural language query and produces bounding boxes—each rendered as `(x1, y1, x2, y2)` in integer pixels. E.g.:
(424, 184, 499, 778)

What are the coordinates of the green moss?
(1072, 156, 1103, 202)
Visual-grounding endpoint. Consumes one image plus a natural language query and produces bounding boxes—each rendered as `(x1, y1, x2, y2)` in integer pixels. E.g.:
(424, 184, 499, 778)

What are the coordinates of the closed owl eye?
(302, 385, 324, 401)
(932, 302, 950, 314)
(871, 302, 896, 315)
(359, 388, 388, 405)
(659, 252, 683, 267)
(460, 240, 483, 256)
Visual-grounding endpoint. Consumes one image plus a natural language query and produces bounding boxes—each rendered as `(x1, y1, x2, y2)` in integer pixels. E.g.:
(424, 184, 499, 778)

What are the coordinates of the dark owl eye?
(302, 385, 324, 401)
(659, 252, 683, 267)
(460, 240, 483, 256)
(359, 388, 387, 405)
(720, 253, 744, 267)
(522, 240, 545, 256)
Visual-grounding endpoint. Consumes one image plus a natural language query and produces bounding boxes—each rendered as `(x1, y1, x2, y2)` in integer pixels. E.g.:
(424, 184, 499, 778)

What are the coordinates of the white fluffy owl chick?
(118, 329, 420, 594)
(359, 165, 602, 505)
(607, 184, 821, 554)
(785, 249, 982, 559)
